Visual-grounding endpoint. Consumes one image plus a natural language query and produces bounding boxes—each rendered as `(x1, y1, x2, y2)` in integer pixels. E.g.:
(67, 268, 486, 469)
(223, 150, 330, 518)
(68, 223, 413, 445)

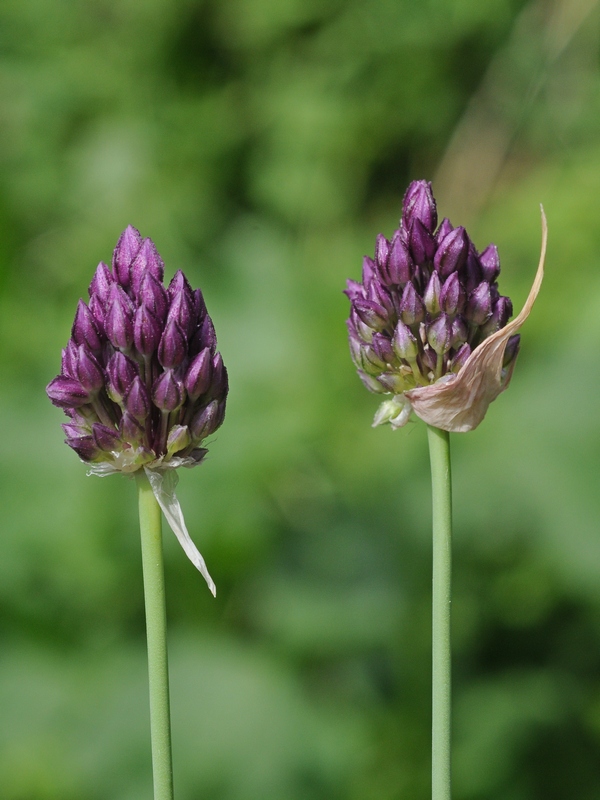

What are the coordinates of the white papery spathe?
(88, 459, 216, 596)
(144, 467, 216, 596)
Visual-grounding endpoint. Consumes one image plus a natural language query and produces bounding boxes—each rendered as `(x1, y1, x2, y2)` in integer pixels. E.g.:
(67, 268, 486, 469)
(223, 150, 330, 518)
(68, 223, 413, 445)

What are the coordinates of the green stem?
(427, 425, 452, 800)
(137, 471, 175, 800)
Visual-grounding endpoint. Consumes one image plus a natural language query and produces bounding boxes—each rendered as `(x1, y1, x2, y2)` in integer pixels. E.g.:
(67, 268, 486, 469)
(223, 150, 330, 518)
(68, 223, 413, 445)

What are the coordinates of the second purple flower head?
(345, 180, 546, 432)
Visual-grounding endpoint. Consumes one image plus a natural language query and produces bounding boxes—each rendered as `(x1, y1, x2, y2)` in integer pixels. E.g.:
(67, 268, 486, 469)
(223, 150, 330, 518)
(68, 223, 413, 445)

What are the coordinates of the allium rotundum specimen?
(345, 180, 546, 431)
(346, 181, 547, 800)
(47, 225, 228, 595)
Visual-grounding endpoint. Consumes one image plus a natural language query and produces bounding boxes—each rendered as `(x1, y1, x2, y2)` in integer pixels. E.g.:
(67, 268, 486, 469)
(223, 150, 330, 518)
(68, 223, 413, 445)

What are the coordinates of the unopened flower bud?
(350, 309, 374, 343)
(479, 295, 513, 337)
(348, 337, 367, 372)
(193, 288, 207, 319)
(158, 318, 188, 369)
(348, 331, 364, 369)
(198, 314, 216, 353)
(378, 372, 407, 393)
(387, 234, 413, 284)
(424, 271, 442, 314)
(427, 313, 452, 355)
(92, 423, 121, 452)
(190, 399, 221, 441)
(66, 435, 102, 462)
(119, 411, 145, 444)
(62, 421, 89, 439)
(375, 234, 390, 277)
(371, 333, 397, 366)
(362, 255, 377, 288)
(185, 348, 212, 400)
(130, 237, 165, 295)
(167, 270, 193, 303)
(450, 342, 471, 372)
(106, 351, 138, 403)
(166, 424, 192, 457)
(354, 299, 389, 331)
(361, 345, 387, 374)
(210, 353, 228, 401)
(368, 281, 394, 318)
(463, 245, 482, 293)
(434, 226, 469, 279)
(137, 271, 168, 322)
(105, 284, 134, 349)
(399, 281, 426, 326)
(402, 180, 438, 233)
(479, 244, 500, 282)
(439, 272, 465, 315)
(358, 370, 386, 393)
(89, 261, 114, 303)
(125, 376, 151, 421)
(61, 339, 79, 378)
(450, 316, 468, 349)
(344, 280, 364, 303)
(408, 218, 436, 263)
(134, 304, 163, 356)
(168, 284, 195, 338)
(47, 375, 90, 408)
(152, 370, 184, 412)
(503, 334, 520, 368)
(88, 295, 106, 330)
(72, 300, 103, 354)
(392, 320, 419, 360)
(112, 225, 142, 288)
(421, 346, 437, 373)
(75, 345, 104, 393)
(435, 217, 453, 245)
(496, 296, 513, 327)
(467, 281, 492, 325)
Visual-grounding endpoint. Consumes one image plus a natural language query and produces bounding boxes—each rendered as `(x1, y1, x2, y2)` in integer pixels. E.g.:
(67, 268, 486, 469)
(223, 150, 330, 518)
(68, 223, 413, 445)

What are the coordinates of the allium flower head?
(47, 225, 227, 472)
(47, 226, 228, 594)
(345, 181, 546, 432)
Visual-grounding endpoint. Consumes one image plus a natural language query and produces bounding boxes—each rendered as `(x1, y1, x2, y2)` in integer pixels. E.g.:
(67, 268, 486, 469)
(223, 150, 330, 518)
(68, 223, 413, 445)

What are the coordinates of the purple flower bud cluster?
(47, 226, 228, 472)
(345, 180, 520, 398)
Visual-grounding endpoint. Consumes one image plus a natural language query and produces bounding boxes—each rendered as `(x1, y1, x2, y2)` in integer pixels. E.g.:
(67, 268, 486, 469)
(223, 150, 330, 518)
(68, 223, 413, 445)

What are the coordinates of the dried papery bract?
(406, 209, 547, 431)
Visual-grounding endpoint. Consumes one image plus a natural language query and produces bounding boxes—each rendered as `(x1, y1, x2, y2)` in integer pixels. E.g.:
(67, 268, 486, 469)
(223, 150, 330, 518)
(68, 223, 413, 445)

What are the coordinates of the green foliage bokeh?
(1, 0, 600, 797)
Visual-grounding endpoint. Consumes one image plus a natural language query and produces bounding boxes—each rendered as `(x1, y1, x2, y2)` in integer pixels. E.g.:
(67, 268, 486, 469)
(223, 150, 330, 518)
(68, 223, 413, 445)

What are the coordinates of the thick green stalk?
(137, 471, 174, 800)
(427, 425, 452, 800)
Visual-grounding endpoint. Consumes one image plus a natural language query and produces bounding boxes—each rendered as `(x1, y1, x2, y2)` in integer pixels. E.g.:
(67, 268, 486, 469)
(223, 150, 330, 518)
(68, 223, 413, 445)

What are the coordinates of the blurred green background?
(1, 0, 600, 797)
